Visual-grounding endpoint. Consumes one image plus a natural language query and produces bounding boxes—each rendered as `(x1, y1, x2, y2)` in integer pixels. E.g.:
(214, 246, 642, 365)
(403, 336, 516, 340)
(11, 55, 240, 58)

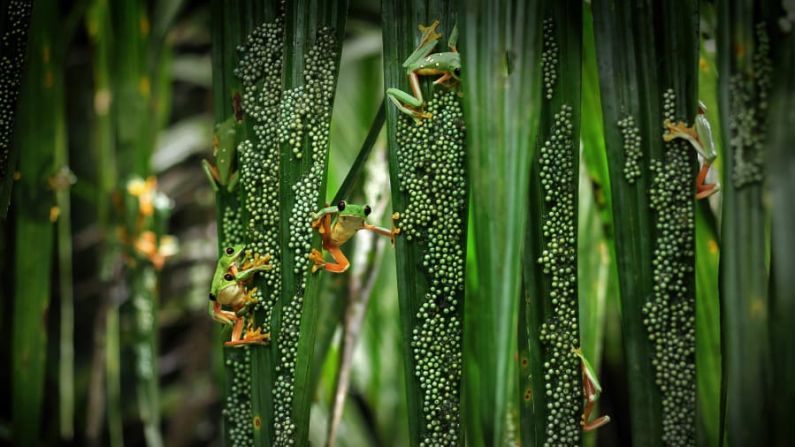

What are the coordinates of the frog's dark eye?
(224, 273, 234, 281)
(337, 201, 346, 211)
(209, 293, 216, 301)
(364, 205, 371, 216)
(454, 67, 461, 77)
(225, 247, 234, 255)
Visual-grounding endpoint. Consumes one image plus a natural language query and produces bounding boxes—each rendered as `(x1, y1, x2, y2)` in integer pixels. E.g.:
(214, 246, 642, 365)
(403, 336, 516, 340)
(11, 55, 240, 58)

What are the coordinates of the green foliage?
(521, 2, 583, 445)
(0, 0, 32, 217)
(767, 12, 795, 445)
(226, 2, 348, 445)
(716, 1, 773, 444)
(11, 0, 60, 443)
(457, 1, 542, 445)
(382, 2, 467, 445)
(592, 0, 699, 445)
(8, 3, 795, 447)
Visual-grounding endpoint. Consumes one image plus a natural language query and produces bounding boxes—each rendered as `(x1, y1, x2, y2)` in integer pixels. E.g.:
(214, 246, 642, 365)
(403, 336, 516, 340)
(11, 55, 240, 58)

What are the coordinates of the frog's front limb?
(202, 159, 221, 192)
(363, 212, 401, 245)
(233, 254, 272, 282)
(663, 119, 706, 158)
(663, 119, 720, 200)
(225, 320, 270, 347)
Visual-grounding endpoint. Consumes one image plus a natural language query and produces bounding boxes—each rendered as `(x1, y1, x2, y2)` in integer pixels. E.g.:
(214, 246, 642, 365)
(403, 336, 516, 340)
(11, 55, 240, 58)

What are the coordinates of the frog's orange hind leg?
(310, 212, 334, 272)
(582, 403, 610, 432)
(695, 161, 719, 200)
(322, 244, 350, 273)
(580, 377, 610, 432)
(224, 317, 245, 346)
(433, 72, 453, 85)
(225, 319, 270, 347)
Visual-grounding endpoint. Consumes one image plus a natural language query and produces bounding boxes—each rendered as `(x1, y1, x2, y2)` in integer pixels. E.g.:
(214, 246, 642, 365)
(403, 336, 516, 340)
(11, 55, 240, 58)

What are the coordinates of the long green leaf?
(234, 2, 348, 445)
(279, 3, 348, 445)
(716, 1, 773, 444)
(55, 80, 75, 444)
(767, 14, 795, 445)
(457, 1, 542, 445)
(85, 0, 125, 444)
(331, 101, 385, 205)
(695, 203, 721, 446)
(592, 0, 699, 444)
(521, 2, 583, 445)
(11, 0, 59, 443)
(382, 2, 468, 445)
(0, 0, 32, 217)
(209, 1, 264, 445)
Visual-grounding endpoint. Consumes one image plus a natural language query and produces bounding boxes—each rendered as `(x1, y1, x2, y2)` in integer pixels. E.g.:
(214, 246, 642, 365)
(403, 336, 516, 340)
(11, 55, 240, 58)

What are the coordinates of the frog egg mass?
(396, 88, 466, 446)
(643, 88, 696, 446)
(729, 22, 771, 188)
(536, 103, 581, 446)
(238, 19, 338, 445)
(618, 115, 642, 183)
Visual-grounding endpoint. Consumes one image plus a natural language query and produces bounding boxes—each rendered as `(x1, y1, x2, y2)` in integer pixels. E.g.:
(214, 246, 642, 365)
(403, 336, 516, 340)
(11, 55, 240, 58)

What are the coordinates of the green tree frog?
(203, 93, 244, 192)
(386, 20, 460, 121)
(308, 201, 400, 273)
(663, 101, 720, 199)
(209, 245, 272, 347)
(572, 347, 611, 432)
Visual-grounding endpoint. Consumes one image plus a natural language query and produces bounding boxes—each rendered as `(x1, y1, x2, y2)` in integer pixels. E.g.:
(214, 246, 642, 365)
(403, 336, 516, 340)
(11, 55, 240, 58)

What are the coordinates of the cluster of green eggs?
(396, 89, 466, 446)
(729, 23, 771, 188)
(643, 89, 696, 446)
(536, 103, 582, 446)
(618, 115, 643, 183)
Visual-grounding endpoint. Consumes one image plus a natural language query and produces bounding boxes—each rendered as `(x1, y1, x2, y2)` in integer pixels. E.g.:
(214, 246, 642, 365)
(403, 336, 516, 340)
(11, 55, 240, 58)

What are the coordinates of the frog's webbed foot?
(364, 213, 401, 245)
(418, 20, 442, 47)
(663, 119, 705, 156)
(225, 322, 271, 347)
(309, 248, 326, 273)
(695, 161, 721, 200)
(233, 287, 259, 318)
(390, 212, 401, 245)
(240, 253, 271, 272)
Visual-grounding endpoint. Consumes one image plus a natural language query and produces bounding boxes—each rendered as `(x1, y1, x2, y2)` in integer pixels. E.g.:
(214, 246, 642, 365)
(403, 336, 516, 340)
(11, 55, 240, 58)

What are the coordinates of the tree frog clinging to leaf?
(308, 201, 400, 273)
(202, 93, 244, 193)
(663, 101, 720, 200)
(386, 20, 460, 121)
(209, 244, 271, 347)
(572, 347, 611, 432)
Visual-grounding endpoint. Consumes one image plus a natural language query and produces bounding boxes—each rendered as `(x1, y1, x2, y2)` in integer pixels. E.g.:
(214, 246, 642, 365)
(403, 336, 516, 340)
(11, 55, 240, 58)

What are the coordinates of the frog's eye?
(337, 201, 346, 211)
(224, 273, 234, 281)
(225, 247, 234, 255)
(209, 293, 216, 301)
(364, 205, 371, 216)
(454, 67, 461, 77)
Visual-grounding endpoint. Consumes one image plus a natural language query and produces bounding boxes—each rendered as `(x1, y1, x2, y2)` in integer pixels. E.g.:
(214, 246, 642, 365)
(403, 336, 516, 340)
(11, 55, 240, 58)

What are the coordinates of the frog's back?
(420, 51, 460, 70)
